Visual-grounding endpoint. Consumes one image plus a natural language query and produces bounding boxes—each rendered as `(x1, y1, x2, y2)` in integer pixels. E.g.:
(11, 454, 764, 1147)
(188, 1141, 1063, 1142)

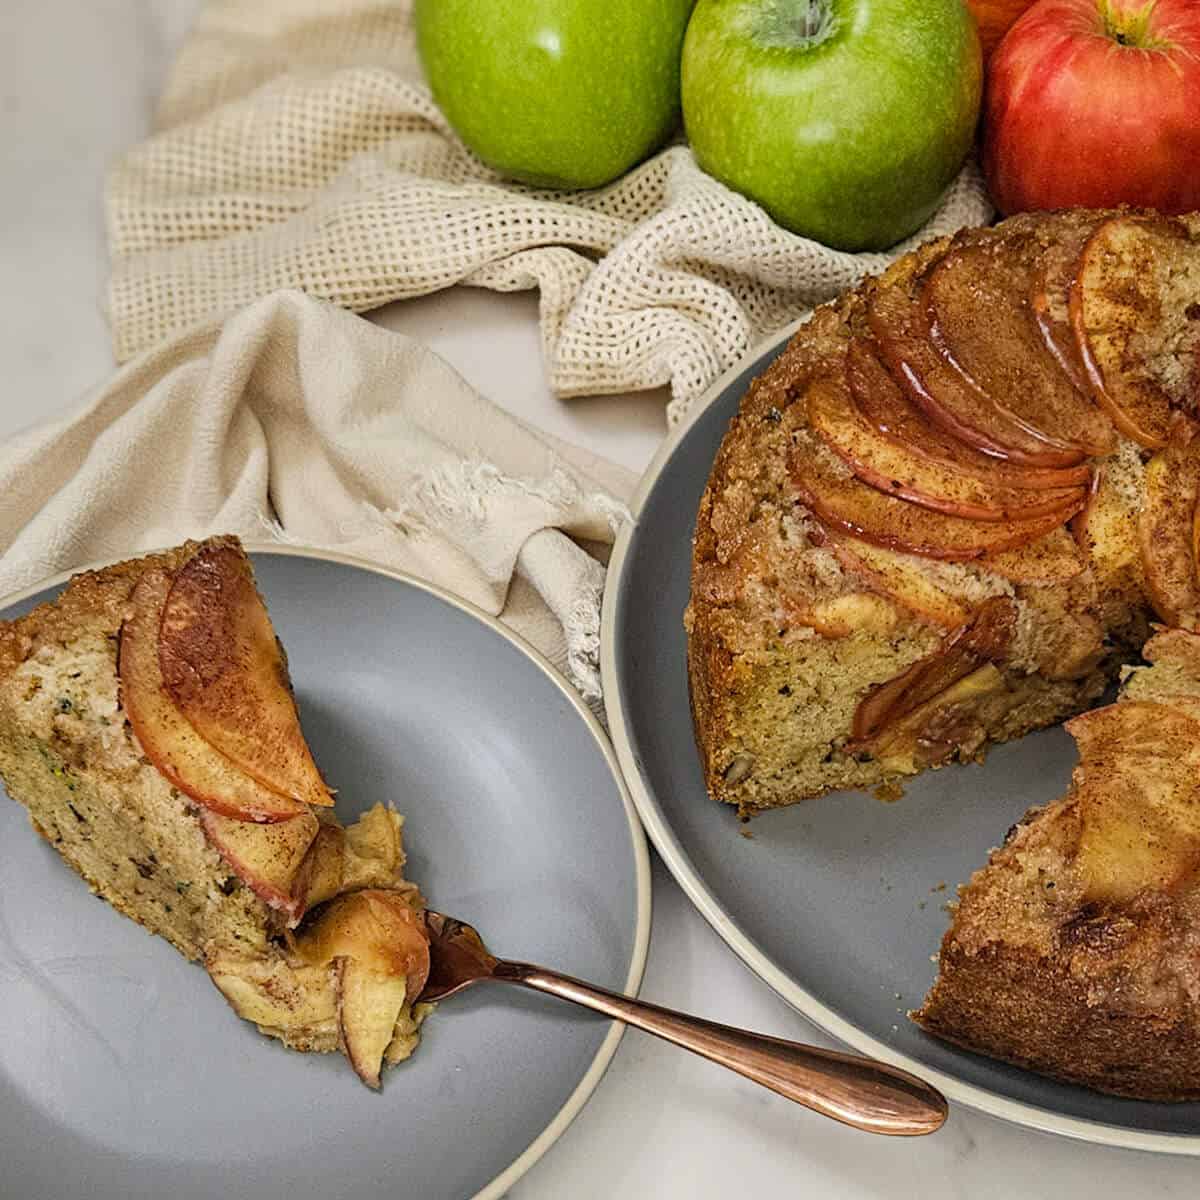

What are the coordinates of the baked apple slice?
(867, 250, 1086, 467)
(785, 591, 903, 639)
(291, 821, 346, 912)
(296, 889, 431, 1088)
(850, 597, 1015, 744)
(1030, 219, 1100, 396)
(200, 808, 319, 922)
(846, 336, 1091, 492)
(977, 528, 1086, 586)
(1070, 215, 1200, 449)
(207, 954, 338, 1030)
(119, 568, 308, 823)
(1067, 700, 1200, 766)
(826, 535, 972, 631)
(293, 803, 408, 911)
(1138, 427, 1200, 629)
(295, 890, 431, 1003)
(1073, 778, 1200, 905)
(807, 371, 1085, 522)
(159, 542, 333, 808)
(925, 234, 1115, 459)
(858, 664, 1008, 776)
(790, 432, 1086, 562)
(1069, 702, 1200, 903)
(334, 959, 411, 1090)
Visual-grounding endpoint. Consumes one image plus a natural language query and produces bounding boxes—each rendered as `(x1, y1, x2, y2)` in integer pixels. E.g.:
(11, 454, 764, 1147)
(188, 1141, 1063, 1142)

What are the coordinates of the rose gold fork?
(421, 911, 947, 1136)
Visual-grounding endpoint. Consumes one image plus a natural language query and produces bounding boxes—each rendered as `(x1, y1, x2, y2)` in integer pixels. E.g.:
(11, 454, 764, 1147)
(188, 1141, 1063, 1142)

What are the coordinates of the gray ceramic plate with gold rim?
(0, 546, 650, 1200)
(600, 320, 1200, 1155)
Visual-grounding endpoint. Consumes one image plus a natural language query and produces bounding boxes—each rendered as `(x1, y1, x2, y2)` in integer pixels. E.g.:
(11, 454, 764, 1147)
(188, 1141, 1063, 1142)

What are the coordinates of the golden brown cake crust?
(916, 938, 1200, 1101)
(0, 539, 230, 679)
(914, 798, 1200, 1101)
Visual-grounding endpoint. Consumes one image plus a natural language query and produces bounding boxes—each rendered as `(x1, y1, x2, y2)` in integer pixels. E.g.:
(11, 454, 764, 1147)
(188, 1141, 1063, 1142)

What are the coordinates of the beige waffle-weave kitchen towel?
(0, 291, 633, 704)
(106, 0, 993, 425)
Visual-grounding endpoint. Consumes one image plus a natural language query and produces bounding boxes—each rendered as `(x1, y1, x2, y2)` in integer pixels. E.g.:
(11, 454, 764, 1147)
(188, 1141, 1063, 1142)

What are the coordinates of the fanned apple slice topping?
(867, 250, 1086, 468)
(119, 568, 309, 823)
(807, 369, 1086, 522)
(924, 233, 1115, 458)
(845, 336, 1091, 492)
(1138, 424, 1200, 629)
(1030, 219, 1101, 396)
(159, 543, 333, 808)
(1070, 215, 1200, 449)
(790, 431, 1086, 562)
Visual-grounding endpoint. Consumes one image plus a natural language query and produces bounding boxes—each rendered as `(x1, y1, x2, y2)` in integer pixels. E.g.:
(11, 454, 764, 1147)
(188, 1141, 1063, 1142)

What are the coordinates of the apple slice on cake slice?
(201, 808, 319, 923)
(1071, 776, 1200, 905)
(866, 246, 1087, 468)
(790, 430, 1086, 562)
(845, 335, 1092, 493)
(119, 567, 309, 823)
(1068, 701, 1200, 903)
(159, 541, 334, 808)
(1138, 425, 1200, 629)
(1070, 214, 1200, 449)
(295, 890, 432, 1088)
(806, 368, 1085, 522)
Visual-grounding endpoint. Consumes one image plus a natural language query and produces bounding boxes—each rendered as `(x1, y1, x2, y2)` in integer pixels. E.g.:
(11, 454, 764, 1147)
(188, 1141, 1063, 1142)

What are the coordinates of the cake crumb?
(873, 780, 905, 803)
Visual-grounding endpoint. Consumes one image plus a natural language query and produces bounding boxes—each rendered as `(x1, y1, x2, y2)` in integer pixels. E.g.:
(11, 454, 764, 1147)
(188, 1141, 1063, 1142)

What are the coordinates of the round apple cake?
(686, 208, 1200, 1099)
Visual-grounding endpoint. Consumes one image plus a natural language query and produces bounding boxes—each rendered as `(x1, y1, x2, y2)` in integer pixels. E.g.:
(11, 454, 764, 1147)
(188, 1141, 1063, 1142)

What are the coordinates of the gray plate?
(1, 547, 650, 1200)
(601, 322, 1200, 1155)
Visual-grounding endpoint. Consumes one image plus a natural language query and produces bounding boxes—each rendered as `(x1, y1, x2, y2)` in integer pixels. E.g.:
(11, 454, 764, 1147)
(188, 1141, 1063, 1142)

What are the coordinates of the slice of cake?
(913, 626, 1200, 1100)
(0, 537, 431, 1089)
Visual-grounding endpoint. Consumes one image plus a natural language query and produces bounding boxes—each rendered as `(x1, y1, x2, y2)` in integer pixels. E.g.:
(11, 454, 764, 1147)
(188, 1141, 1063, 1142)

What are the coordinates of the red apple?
(984, 0, 1200, 215)
(968, 0, 1038, 59)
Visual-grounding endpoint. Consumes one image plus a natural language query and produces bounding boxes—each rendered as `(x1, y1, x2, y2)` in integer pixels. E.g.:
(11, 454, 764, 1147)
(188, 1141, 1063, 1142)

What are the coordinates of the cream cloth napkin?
(106, 0, 994, 424)
(0, 292, 633, 704)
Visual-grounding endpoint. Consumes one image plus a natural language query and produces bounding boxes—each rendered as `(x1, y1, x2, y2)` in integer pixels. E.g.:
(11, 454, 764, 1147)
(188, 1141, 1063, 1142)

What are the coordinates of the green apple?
(415, 0, 696, 190)
(681, 0, 982, 250)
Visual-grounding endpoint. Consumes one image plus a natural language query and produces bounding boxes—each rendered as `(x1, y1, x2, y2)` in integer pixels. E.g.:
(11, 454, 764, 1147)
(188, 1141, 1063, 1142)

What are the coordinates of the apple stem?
(754, 0, 835, 49)
(1098, 0, 1164, 49)
(799, 0, 832, 42)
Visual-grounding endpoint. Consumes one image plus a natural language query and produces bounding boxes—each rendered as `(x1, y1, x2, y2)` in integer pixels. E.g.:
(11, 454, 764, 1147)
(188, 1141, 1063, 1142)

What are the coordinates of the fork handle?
(489, 961, 946, 1136)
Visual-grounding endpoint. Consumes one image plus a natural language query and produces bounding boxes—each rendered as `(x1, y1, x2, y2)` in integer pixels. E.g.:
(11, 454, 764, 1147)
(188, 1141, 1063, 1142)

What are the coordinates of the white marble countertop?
(2, 3, 1197, 1197)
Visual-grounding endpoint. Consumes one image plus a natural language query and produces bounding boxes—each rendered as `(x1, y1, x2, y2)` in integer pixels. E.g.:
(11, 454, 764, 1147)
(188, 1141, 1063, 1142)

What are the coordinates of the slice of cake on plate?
(913, 626, 1200, 1100)
(0, 536, 431, 1089)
